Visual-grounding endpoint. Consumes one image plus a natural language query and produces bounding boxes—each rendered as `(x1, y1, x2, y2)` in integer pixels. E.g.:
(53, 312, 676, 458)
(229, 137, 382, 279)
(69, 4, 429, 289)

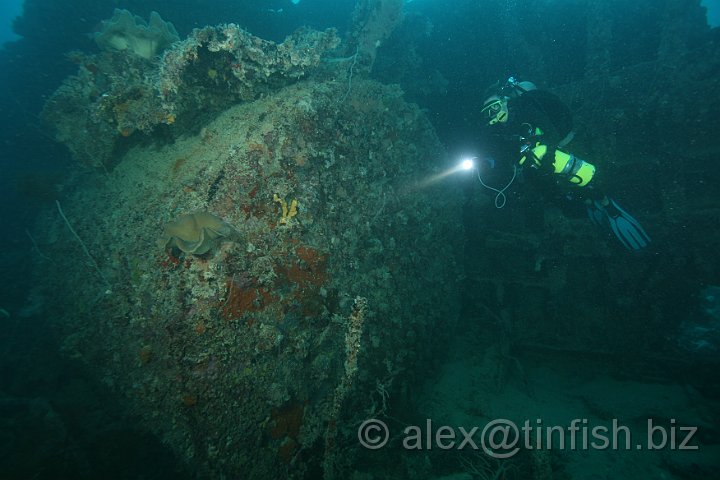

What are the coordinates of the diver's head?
(481, 94, 509, 125)
(481, 77, 538, 126)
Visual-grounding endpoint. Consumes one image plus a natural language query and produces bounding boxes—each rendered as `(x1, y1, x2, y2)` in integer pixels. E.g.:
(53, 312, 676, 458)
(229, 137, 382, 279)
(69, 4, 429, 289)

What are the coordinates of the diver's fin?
(607, 199, 651, 250)
(591, 199, 651, 250)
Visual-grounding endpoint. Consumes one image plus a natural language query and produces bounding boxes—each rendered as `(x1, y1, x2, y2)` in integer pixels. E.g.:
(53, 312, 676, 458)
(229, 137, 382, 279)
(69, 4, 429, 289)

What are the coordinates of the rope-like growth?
(323, 296, 368, 479)
(56, 200, 110, 287)
(340, 46, 359, 102)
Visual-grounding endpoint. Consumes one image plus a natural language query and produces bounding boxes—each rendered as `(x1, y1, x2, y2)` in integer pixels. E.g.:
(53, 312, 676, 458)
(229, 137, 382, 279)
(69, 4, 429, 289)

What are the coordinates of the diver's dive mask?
(481, 95, 509, 125)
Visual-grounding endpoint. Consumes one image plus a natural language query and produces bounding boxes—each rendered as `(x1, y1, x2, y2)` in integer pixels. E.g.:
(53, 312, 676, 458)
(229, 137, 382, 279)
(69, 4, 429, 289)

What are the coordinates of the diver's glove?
(587, 198, 651, 250)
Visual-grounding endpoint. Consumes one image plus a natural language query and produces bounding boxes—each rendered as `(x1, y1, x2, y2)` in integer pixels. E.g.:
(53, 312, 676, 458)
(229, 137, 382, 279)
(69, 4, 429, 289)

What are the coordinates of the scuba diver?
(476, 76, 651, 250)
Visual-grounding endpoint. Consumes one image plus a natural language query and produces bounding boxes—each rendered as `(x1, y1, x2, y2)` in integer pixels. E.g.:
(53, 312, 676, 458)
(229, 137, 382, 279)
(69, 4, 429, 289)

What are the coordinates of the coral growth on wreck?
(37, 3, 465, 477)
(43, 22, 339, 168)
(37, 71, 463, 478)
(159, 212, 238, 255)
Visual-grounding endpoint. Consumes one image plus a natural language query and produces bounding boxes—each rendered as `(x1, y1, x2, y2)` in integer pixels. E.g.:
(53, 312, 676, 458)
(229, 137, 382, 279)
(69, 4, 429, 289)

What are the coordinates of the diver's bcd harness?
(517, 124, 596, 187)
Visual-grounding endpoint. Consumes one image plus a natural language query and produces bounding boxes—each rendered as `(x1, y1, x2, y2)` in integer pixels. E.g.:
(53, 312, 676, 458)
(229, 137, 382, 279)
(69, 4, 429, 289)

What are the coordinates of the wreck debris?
(348, 0, 405, 71)
(42, 22, 339, 168)
(36, 71, 464, 477)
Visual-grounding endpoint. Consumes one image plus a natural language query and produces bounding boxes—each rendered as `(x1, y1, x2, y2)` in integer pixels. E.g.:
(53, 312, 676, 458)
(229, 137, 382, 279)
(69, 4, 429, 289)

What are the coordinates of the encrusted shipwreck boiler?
(39, 10, 462, 479)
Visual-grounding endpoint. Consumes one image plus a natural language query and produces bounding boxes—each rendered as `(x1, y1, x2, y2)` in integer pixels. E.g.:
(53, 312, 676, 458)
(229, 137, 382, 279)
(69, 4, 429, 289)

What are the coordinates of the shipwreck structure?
(38, 6, 463, 478)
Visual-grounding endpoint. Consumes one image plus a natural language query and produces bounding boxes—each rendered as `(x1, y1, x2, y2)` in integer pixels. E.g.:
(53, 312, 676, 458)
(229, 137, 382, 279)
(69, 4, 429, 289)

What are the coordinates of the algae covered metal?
(38, 9, 463, 477)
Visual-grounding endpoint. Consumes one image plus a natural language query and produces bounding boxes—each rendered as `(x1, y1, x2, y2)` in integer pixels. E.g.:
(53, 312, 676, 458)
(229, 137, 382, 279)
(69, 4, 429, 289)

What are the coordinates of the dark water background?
(1, 1, 719, 478)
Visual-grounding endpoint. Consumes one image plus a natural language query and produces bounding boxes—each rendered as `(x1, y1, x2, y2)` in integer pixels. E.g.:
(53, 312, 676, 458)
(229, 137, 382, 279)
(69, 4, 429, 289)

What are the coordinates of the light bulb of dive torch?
(460, 158, 475, 171)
